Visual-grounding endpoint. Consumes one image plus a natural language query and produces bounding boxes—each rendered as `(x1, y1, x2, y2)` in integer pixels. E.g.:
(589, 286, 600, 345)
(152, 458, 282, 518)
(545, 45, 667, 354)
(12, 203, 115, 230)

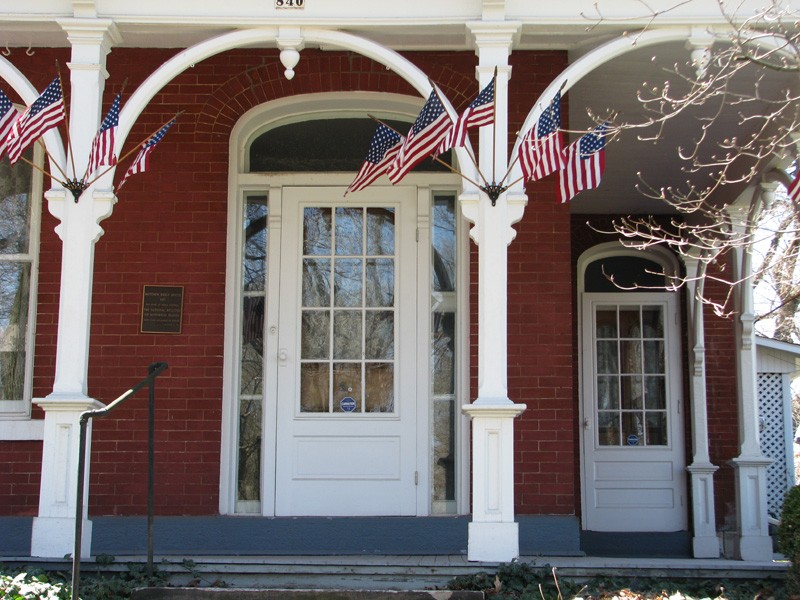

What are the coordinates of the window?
(0, 149, 40, 418)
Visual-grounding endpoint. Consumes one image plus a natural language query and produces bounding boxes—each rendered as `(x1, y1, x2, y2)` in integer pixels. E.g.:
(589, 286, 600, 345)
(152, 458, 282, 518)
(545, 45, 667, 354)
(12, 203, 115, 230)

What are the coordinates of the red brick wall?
(702, 260, 739, 528)
(0, 441, 42, 516)
(510, 178, 575, 515)
(1, 47, 566, 516)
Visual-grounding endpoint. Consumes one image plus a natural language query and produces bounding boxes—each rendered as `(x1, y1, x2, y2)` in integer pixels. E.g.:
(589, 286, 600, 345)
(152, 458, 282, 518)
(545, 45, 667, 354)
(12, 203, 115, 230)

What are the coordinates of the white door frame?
(272, 185, 421, 516)
(576, 243, 687, 532)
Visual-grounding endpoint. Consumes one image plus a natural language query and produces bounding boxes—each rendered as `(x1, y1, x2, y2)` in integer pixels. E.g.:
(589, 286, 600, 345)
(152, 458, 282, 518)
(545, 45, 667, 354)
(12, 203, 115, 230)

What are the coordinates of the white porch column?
(461, 18, 526, 563)
(682, 255, 720, 558)
(727, 186, 773, 561)
(31, 18, 120, 558)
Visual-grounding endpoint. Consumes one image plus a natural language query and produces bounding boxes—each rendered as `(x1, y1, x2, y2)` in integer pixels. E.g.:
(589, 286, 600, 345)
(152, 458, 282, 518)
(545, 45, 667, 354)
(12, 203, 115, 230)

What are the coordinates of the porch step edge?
(131, 589, 485, 600)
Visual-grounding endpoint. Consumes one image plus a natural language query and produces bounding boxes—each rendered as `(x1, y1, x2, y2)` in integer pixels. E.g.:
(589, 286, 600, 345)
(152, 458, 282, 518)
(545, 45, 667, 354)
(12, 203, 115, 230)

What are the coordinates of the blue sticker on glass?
(340, 396, 356, 412)
(627, 434, 639, 446)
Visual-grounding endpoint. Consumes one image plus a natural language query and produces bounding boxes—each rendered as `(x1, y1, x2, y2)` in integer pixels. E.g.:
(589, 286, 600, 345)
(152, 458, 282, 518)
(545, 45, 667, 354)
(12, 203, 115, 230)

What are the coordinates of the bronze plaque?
(141, 285, 184, 334)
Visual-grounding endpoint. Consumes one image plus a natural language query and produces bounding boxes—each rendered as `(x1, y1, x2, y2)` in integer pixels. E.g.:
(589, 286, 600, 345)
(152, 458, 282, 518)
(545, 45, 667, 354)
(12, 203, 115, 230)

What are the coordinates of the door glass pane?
(642, 307, 663, 337)
(620, 340, 641, 373)
(593, 302, 669, 447)
(643, 340, 664, 373)
(597, 375, 619, 410)
(333, 363, 362, 413)
(303, 207, 331, 255)
(622, 413, 644, 446)
(646, 412, 667, 445)
(619, 308, 641, 338)
(365, 258, 394, 307)
(598, 412, 620, 446)
(237, 397, 261, 503)
(365, 311, 394, 359)
(335, 207, 363, 256)
(299, 205, 395, 415)
(432, 312, 455, 396)
(596, 341, 618, 374)
(621, 375, 643, 410)
(431, 193, 458, 514)
(365, 363, 394, 412)
(596, 309, 617, 338)
(367, 207, 395, 255)
(240, 296, 264, 395)
(645, 375, 666, 409)
(333, 310, 361, 359)
(301, 311, 330, 359)
(301, 362, 329, 412)
(236, 193, 268, 511)
(334, 258, 362, 307)
(302, 259, 331, 307)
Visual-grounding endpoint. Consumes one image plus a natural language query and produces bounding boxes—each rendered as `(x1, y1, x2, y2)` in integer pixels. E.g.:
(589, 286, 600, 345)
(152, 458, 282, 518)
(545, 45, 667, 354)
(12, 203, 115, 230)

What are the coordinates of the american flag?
(438, 78, 495, 153)
(6, 76, 65, 165)
(388, 89, 453, 184)
(117, 118, 176, 190)
(0, 89, 19, 160)
(788, 170, 800, 203)
(558, 123, 608, 203)
(517, 91, 564, 182)
(346, 123, 403, 195)
(85, 92, 121, 177)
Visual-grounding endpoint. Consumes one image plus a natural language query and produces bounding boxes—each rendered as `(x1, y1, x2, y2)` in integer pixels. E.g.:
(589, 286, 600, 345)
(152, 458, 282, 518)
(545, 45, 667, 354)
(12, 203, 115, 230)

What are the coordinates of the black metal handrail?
(71, 362, 168, 600)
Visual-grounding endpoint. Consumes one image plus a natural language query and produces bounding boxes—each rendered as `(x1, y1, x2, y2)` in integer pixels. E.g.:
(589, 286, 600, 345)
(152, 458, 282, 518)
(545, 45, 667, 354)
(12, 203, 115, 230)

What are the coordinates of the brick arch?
(196, 50, 478, 139)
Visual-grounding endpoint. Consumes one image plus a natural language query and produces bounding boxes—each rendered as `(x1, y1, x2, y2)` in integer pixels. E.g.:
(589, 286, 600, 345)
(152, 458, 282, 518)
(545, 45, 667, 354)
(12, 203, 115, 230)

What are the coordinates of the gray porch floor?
(3, 515, 694, 558)
(1, 516, 787, 588)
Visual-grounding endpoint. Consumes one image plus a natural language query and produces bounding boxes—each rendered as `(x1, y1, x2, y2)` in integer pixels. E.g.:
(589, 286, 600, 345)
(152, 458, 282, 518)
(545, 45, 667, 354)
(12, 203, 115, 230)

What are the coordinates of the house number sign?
(275, 0, 304, 7)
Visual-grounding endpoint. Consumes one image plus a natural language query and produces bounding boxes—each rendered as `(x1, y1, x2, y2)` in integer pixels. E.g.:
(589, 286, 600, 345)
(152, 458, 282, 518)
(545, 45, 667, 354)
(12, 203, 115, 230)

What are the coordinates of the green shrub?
(0, 572, 71, 600)
(778, 485, 800, 594)
(778, 485, 800, 559)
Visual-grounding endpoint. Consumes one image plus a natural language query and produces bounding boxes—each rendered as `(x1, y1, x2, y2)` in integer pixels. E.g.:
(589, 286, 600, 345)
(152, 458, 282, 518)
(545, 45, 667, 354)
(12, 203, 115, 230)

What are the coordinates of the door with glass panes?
(274, 187, 418, 516)
(581, 293, 686, 531)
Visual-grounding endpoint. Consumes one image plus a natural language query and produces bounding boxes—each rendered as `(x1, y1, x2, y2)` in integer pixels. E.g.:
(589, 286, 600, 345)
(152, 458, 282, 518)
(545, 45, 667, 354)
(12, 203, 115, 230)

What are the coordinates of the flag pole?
(428, 78, 489, 188)
(35, 138, 71, 182)
(491, 67, 497, 184)
(85, 111, 183, 188)
(55, 61, 78, 182)
(368, 114, 484, 190)
(15, 152, 65, 185)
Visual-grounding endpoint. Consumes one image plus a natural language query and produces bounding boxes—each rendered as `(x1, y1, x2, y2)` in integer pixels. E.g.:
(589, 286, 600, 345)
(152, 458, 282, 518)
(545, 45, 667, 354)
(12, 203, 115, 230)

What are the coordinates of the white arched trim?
(576, 240, 681, 296)
(114, 27, 475, 183)
(0, 56, 67, 173)
(508, 27, 700, 195)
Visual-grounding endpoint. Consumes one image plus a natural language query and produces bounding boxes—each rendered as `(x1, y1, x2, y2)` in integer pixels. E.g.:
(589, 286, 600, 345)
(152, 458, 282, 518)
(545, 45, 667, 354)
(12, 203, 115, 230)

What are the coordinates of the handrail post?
(71, 414, 89, 600)
(147, 362, 157, 578)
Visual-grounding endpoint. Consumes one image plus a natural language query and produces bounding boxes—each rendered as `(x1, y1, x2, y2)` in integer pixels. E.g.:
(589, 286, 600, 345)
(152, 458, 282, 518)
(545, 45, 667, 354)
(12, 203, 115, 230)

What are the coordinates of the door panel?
(581, 293, 687, 531)
(275, 187, 418, 516)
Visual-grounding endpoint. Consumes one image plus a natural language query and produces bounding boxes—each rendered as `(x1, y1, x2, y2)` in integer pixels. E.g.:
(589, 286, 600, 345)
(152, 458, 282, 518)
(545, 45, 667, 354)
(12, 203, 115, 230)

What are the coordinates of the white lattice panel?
(758, 373, 790, 518)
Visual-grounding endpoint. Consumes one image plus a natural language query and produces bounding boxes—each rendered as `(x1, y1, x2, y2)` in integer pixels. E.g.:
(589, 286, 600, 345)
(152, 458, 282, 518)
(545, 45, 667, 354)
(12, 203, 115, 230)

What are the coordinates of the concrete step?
(131, 590, 485, 600)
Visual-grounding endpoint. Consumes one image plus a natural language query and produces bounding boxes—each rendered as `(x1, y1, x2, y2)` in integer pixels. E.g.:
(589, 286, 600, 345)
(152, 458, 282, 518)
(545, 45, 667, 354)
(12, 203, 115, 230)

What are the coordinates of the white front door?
(274, 186, 418, 516)
(581, 293, 687, 531)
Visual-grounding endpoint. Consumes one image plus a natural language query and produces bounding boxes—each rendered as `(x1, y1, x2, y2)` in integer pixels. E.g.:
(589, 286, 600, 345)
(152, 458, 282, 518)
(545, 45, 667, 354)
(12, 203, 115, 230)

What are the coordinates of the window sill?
(0, 419, 44, 441)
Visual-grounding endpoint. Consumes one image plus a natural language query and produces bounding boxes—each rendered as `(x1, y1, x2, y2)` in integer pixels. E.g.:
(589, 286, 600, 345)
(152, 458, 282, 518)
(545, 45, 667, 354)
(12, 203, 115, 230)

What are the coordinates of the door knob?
(278, 349, 288, 362)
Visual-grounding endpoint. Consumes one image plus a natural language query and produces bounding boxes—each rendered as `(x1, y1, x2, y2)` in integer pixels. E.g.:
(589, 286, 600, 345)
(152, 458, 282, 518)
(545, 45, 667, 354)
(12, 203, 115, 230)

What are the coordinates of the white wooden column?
(461, 18, 526, 563)
(727, 186, 773, 561)
(682, 254, 720, 558)
(31, 18, 120, 558)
